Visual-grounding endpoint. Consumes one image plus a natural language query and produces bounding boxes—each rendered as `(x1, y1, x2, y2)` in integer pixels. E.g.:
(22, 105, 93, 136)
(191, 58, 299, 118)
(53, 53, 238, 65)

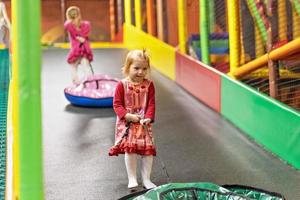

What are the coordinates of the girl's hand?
(76, 36, 85, 43)
(140, 118, 151, 125)
(125, 113, 141, 123)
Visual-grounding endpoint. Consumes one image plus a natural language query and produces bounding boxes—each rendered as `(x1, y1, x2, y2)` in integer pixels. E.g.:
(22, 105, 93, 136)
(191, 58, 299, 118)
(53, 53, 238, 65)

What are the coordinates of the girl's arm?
(78, 21, 91, 39)
(113, 82, 127, 119)
(64, 21, 70, 30)
(144, 81, 155, 121)
(64, 21, 73, 36)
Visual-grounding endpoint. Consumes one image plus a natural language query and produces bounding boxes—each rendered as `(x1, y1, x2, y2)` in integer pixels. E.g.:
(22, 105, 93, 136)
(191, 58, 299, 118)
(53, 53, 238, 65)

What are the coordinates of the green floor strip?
(0, 49, 10, 200)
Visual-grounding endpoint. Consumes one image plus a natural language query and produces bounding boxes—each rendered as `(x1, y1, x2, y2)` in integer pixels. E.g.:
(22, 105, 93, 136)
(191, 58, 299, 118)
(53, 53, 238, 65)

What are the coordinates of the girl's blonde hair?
(122, 49, 150, 76)
(66, 6, 81, 21)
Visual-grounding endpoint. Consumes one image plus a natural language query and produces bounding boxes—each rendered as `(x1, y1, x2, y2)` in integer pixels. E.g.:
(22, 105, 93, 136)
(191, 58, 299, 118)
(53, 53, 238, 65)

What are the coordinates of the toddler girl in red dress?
(64, 6, 93, 85)
(109, 50, 157, 190)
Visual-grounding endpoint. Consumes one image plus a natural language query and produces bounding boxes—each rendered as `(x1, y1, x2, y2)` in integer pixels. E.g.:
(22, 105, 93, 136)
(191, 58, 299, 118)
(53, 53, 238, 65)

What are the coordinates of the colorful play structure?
(0, 0, 300, 199)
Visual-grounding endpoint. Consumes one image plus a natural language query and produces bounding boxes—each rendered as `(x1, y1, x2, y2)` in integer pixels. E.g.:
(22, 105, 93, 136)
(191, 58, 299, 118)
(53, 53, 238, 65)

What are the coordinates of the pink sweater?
(64, 20, 93, 64)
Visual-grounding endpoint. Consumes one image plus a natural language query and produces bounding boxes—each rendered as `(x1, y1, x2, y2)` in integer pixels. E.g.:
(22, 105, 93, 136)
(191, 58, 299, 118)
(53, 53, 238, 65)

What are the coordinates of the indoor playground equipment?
(64, 74, 118, 107)
(0, 49, 9, 200)
(230, 0, 300, 108)
(186, 0, 229, 72)
(119, 182, 285, 200)
(188, 33, 229, 72)
(5, 0, 300, 199)
(187, 0, 300, 109)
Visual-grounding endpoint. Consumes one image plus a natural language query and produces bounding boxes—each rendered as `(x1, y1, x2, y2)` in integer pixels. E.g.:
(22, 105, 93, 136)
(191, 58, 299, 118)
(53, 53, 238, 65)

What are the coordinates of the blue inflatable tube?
(64, 93, 113, 107)
(64, 74, 118, 108)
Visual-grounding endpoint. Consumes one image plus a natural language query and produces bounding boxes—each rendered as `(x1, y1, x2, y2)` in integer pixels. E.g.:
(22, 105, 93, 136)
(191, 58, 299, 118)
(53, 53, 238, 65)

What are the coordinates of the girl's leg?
(125, 153, 138, 189)
(71, 61, 80, 85)
(141, 155, 156, 189)
(81, 58, 93, 80)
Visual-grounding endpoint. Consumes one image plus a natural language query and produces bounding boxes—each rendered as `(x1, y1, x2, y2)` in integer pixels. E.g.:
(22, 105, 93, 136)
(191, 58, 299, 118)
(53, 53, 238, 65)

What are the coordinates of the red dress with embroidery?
(109, 79, 156, 156)
(64, 20, 93, 64)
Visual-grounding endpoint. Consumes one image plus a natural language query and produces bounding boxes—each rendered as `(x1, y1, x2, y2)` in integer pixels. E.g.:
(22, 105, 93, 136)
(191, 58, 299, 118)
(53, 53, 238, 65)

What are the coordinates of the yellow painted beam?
(278, 0, 287, 41)
(53, 42, 126, 49)
(292, 3, 300, 38)
(135, 0, 142, 29)
(227, 0, 240, 74)
(245, 68, 300, 79)
(124, 0, 132, 25)
(11, 0, 20, 198)
(177, 0, 187, 54)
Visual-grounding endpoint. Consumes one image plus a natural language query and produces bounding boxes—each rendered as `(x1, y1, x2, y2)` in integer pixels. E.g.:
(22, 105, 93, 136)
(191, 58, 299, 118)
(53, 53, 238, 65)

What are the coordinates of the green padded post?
(14, 0, 44, 199)
(200, 0, 210, 64)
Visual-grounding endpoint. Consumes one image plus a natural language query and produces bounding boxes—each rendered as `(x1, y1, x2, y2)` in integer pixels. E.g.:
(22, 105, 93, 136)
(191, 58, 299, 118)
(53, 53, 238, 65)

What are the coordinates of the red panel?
(175, 52, 221, 112)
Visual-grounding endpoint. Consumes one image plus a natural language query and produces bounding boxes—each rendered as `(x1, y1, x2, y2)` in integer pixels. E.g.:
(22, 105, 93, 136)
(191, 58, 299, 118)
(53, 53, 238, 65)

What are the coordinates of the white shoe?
(128, 179, 138, 189)
(141, 156, 156, 189)
(143, 180, 156, 189)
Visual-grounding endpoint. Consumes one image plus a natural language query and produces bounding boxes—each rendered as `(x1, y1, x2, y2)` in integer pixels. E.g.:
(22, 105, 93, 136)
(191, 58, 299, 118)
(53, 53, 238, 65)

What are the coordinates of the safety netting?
(0, 49, 9, 200)
(119, 182, 285, 200)
(238, 0, 300, 112)
(184, 0, 300, 112)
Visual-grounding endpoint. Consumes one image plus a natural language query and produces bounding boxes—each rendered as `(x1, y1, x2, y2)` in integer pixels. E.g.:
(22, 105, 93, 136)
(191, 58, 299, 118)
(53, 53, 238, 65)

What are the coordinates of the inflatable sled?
(64, 74, 118, 107)
(119, 182, 285, 200)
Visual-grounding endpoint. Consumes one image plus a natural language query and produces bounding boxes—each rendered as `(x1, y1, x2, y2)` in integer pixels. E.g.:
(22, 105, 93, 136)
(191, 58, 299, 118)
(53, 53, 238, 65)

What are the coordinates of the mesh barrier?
(239, 0, 300, 111)
(0, 49, 9, 200)
(184, 0, 300, 112)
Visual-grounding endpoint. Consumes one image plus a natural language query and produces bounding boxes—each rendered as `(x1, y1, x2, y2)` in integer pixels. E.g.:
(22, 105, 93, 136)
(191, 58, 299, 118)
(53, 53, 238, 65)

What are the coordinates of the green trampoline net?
(120, 183, 285, 200)
(0, 49, 10, 200)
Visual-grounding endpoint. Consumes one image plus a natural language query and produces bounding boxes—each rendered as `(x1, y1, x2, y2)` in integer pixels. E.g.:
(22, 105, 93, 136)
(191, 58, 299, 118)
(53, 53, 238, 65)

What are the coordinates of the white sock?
(71, 64, 80, 85)
(141, 156, 156, 189)
(125, 153, 138, 188)
(81, 58, 93, 79)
